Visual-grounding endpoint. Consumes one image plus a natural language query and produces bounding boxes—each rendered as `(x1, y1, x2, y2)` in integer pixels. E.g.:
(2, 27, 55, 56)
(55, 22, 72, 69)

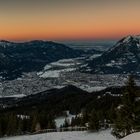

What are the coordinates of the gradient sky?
(0, 0, 140, 41)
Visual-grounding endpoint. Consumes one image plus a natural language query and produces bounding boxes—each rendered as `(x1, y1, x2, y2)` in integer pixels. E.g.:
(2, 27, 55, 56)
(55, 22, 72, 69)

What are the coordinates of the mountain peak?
(123, 35, 133, 42)
(84, 34, 140, 74)
(111, 35, 140, 52)
(119, 35, 140, 44)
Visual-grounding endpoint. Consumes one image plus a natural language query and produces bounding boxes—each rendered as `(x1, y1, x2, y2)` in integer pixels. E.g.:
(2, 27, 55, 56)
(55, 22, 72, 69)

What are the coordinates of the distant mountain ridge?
(82, 35, 140, 74)
(0, 40, 83, 80)
(1, 35, 139, 80)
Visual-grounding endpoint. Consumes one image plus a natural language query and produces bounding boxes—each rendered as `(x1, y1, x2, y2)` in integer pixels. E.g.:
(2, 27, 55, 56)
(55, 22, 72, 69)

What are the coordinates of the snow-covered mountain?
(83, 35, 140, 74)
(0, 40, 83, 80)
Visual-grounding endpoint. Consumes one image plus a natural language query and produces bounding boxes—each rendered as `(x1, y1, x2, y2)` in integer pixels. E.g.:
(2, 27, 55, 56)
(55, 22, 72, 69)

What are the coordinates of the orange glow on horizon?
(0, 0, 140, 41)
(1, 25, 140, 41)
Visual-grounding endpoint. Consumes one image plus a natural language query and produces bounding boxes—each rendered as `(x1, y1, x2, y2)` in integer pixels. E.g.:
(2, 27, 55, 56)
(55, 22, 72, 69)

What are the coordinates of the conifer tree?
(63, 118, 70, 128)
(31, 114, 38, 132)
(113, 76, 137, 137)
(81, 109, 89, 126)
(47, 119, 56, 129)
(71, 117, 75, 127)
(0, 118, 3, 137)
(17, 119, 23, 134)
(89, 109, 99, 131)
(0, 114, 8, 136)
(7, 114, 18, 136)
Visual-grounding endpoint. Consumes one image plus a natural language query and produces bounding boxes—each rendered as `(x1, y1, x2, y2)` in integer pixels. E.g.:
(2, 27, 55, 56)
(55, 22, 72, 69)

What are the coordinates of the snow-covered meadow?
(121, 132, 140, 140)
(0, 130, 117, 140)
(1, 130, 140, 140)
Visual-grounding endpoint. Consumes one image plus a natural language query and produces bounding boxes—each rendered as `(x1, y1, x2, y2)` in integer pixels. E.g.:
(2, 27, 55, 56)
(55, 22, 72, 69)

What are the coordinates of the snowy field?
(0, 130, 117, 140)
(0, 127, 140, 140)
(37, 58, 82, 78)
(121, 132, 140, 140)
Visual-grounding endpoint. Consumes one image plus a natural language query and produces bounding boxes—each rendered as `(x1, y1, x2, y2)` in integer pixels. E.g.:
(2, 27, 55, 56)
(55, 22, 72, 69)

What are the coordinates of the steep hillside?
(83, 35, 140, 74)
(0, 40, 82, 80)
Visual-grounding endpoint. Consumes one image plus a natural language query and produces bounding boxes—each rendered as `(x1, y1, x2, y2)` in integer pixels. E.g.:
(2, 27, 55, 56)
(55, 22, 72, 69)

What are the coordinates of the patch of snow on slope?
(135, 35, 140, 39)
(122, 35, 132, 43)
(39, 68, 76, 78)
(75, 84, 106, 92)
(44, 65, 52, 70)
(55, 114, 76, 128)
(89, 54, 102, 60)
(137, 43, 140, 48)
(0, 94, 26, 98)
(121, 132, 140, 140)
(0, 130, 116, 140)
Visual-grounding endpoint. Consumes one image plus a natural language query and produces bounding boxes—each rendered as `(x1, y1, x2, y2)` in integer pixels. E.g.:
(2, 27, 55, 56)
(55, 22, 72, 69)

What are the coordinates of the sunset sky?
(0, 0, 140, 41)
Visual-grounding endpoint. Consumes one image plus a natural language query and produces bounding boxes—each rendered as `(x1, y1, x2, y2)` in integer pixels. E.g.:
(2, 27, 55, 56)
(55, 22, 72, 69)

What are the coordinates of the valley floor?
(0, 130, 116, 140)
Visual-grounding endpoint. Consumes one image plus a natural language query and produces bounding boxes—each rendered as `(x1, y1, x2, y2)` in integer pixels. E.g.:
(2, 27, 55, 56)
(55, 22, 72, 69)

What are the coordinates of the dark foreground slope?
(0, 85, 125, 115)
